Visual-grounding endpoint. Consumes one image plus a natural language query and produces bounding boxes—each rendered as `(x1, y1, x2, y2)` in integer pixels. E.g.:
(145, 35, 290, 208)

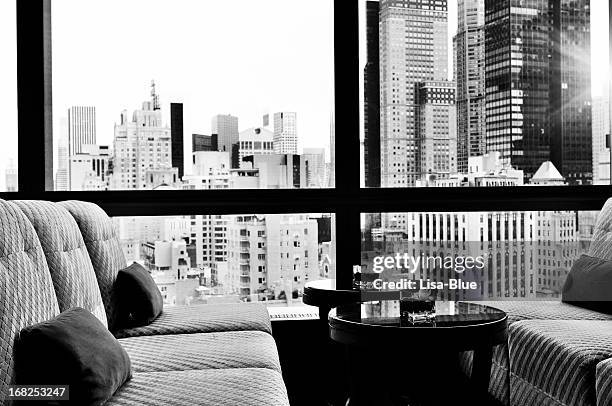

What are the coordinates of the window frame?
(4, 0, 612, 293)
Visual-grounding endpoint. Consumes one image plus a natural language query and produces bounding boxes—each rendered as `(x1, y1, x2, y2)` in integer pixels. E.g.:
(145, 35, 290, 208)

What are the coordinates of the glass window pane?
(0, 0, 17, 192)
(362, 211, 598, 300)
(52, 0, 334, 191)
(114, 213, 335, 309)
(361, 0, 610, 188)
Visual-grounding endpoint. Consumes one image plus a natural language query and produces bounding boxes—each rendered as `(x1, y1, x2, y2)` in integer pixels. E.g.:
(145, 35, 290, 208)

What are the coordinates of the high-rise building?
(364, 1, 381, 188)
(211, 114, 239, 168)
(238, 127, 274, 165)
(67, 106, 96, 156)
(303, 148, 326, 188)
(415, 81, 457, 181)
(484, 0, 592, 184)
(111, 89, 172, 190)
(455, 0, 485, 173)
(69, 144, 111, 191)
(273, 112, 298, 154)
(55, 118, 69, 191)
(379, 0, 448, 188)
(192, 134, 218, 153)
(170, 103, 184, 179)
(592, 96, 610, 184)
(4, 159, 17, 192)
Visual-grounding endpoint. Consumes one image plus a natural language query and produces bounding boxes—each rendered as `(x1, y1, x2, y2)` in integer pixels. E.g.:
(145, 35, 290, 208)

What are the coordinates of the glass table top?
(330, 301, 506, 328)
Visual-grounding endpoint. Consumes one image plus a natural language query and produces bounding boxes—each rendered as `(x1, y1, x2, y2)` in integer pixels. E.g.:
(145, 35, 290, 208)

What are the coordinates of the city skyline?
(50, 0, 335, 174)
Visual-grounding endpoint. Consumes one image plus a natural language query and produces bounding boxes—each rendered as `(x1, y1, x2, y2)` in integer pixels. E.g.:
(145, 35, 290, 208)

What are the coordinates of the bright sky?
(0, 1, 609, 190)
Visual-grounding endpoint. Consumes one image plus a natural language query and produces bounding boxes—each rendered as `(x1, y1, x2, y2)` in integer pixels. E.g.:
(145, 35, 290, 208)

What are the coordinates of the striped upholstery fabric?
(13, 201, 107, 327)
(510, 372, 566, 406)
(509, 320, 612, 406)
(0, 200, 60, 402)
(59, 200, 127, 331)
(119, 330, 282, 373)
(459, 301, 612, 405)
(114, 302, 272, 338)
(589, 198, 612, 261)
(106, 368, 289, 406)
(596, 358, 612, 406)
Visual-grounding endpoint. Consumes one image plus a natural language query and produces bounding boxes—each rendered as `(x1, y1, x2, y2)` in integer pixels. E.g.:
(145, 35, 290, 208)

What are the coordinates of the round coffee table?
(329, 300, 508, 406)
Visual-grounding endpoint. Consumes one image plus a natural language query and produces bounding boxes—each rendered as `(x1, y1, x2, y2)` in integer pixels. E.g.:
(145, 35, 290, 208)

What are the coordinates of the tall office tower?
(4, 159, 17, 192)
(592, 96, 611, 184)
(379, 0, 448, 188)
(192, 134, 218, 153)
(170, 103, 184, 179)
(485, 0, 592, 184)
(55, 139, 69, 191)
(415, 81, 457, 181)
(211, 114, 239, 168)
(273, 112, 298, 154)
(111, 87, 172, 190)
(67, 106, 96, 156)
(364, 1, 381, 188)
(238, 127, 274, 165)
(303, 148, 326, 188)
(455, 0, 485, 174)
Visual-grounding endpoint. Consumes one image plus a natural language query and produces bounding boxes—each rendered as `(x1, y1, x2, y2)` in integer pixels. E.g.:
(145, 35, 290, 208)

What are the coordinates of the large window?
(362, 211, 598, 300)
(0, 0, 17, 192)
(114, 213, 334, 307)
(51, 0, 335, 191)
(360, 0, 610, 188)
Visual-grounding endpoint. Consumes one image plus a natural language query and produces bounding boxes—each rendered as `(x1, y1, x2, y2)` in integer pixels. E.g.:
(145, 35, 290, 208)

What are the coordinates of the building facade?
(211, 114, 239, 168)
(364, 0, 381, 188)
(238, 127, 274, 165)
(484, 0, 592, 184)
(170, 103, 184, 179)
(455, 0, 485, 173)
(273, 112, 298, 155)
(69, 144, 111, 191)
(592, 96, 610, 184)
(68, 106, 96, 156)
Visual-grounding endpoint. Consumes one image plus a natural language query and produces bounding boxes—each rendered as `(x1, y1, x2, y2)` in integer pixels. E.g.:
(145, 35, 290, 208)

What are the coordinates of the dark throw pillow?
(562, 254, 612, 314)
(15, 307, 132, 405)
(114, 262, 164, 328)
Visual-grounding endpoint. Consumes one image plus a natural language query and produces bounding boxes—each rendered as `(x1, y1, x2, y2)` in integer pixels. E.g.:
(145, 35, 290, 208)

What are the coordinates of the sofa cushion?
(509, 320, 612, 406)
(114, 303, 272, 338)
(589, 198, 612, 262)
(119, 330, 281, 373)
(562, 255, 612, 313)
(115, 262, 163, 328)
(59, 201, 128, 331)
(14, 200, 108, 327)
(596, 358, 612, 406)
(15, 307, 132, 406)
(105, 368, 289, 406)
(475, 301, 612, 324)
(0, 200, 60, 402)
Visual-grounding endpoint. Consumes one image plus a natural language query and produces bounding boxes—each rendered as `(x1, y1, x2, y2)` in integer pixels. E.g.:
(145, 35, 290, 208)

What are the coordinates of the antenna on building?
(151, 80, 161, 111)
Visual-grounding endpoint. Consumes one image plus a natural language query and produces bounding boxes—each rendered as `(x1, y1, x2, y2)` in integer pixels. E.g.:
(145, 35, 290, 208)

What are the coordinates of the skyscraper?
(455, 0, 485, 174)
(303, 148, 326, 188)
(364, 1, 381, 188)
(55, 117, 69, 191)
(484, 0, 592, 184)
(170, 103, 184, 179)
(67, 106, 96, 156)
(379, 0, 448, 188)
(415, 81, 457, 181)
(211, 114, 239, 168)
(111, 89, 172, 190)
(273, 112, 298, 154)
(592, 96, 610, 184)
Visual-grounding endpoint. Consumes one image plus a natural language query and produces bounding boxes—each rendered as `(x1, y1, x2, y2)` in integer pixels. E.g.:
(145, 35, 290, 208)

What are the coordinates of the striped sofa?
(460, 198, 612, 406)
(0, 199, 289, 405)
